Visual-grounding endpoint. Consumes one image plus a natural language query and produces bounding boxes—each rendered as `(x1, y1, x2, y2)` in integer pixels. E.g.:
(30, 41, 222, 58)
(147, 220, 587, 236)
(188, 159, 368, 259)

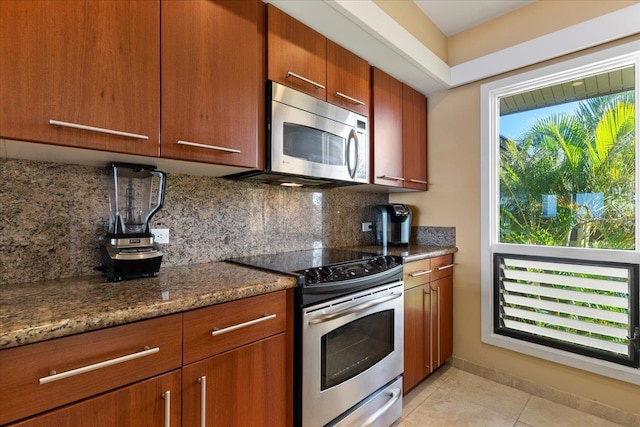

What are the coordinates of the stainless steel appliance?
(99, 162, 166, 281)
(225, 81, 369, 188)
(227, 249, 403, 427)
(375, 204, 412, 247)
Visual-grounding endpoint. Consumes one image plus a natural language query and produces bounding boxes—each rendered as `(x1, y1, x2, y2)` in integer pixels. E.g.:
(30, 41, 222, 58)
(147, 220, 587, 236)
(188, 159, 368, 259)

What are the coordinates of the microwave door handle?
(347, 129, 358, 179)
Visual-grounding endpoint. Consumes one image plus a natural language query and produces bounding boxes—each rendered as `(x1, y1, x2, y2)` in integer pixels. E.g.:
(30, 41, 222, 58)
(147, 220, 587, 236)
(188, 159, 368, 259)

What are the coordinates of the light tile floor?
(394, 366, 625, 427)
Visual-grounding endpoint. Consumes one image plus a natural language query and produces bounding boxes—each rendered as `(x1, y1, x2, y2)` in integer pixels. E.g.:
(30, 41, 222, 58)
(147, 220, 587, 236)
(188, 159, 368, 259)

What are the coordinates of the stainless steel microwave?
(226, 81, 369, 187)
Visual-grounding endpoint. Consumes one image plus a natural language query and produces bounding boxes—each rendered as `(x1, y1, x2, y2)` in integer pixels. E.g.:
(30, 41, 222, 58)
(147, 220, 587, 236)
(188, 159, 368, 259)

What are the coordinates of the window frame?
(480, 40, 640, 386)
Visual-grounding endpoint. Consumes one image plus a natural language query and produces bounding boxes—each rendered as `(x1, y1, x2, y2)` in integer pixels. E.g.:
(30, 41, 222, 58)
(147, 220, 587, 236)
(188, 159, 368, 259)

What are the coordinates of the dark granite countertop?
(0, 262, 297, 350)
(0, 245, 455, 351)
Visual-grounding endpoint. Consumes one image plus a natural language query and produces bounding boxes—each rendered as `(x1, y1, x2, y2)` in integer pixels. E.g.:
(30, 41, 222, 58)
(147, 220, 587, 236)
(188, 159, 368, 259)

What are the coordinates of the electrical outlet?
(362, 222, 373, 232)
(151, 228, 170, 244)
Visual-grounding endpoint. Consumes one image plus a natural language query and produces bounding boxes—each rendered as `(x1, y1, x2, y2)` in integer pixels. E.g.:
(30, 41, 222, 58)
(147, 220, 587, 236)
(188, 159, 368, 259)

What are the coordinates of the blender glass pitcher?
(107, 163, 166, 236)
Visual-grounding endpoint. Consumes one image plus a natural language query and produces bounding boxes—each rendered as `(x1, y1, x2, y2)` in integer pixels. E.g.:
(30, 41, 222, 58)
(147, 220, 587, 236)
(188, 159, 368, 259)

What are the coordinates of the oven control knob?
(305, 269, 321, 282)
(321, 266, 334, 280)
(372, 256, 387, 269)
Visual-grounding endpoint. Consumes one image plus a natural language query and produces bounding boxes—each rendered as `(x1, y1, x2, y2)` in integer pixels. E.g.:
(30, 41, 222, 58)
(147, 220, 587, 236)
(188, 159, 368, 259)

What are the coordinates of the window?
(481, 41, 640, 385)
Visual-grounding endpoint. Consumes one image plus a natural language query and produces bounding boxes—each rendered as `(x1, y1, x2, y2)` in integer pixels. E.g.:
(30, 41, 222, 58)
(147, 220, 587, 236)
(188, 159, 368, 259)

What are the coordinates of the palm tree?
(499, 92, 636, 249)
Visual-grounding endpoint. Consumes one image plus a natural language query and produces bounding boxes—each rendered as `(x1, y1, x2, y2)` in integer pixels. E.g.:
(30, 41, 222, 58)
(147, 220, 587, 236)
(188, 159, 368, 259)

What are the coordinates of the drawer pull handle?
(377, 175, 405, 181)
(408, 178, 428, 185)
(177, 140, 241, 154)
(211, 313, 277, 336)
(162, 390, 171, 427)
(408, 269, 432, 277)
(437, 263, 454, 271)
(286, 71, 325, 89)
(361, 387, 401, 427)
(49, 119, 149, 140)
(198, 376, 206, 427)
(335, 91, 365, 106)
(39, 346, 159, 384)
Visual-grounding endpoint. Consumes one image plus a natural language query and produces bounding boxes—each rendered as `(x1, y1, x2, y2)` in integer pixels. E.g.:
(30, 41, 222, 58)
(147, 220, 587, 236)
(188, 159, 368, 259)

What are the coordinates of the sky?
(500, 101, 580, 140)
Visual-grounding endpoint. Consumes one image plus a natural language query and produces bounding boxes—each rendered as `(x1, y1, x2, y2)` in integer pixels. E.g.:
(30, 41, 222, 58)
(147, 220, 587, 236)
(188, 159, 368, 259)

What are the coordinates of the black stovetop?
(227, 248, 377, 277)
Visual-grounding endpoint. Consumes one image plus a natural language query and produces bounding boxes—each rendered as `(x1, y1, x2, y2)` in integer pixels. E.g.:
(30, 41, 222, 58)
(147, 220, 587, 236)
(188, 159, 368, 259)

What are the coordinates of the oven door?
(302, 282, 404, 427)
(270, 100, 368, 183)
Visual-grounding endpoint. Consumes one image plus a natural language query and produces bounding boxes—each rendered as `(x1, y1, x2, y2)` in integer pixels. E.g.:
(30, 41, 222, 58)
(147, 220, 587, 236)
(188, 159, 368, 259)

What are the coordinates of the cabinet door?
(9, 370, 181, 427)
(0, 0, 160, 156)
(326, 40, 370, 116)
(267, 5, 326, 99)
(402, 84, 428, 191)
(161, 0, 263, 168)
(431, 275, 453, 369)
(182, 334, 287, 427)
(371, 68, 404, 187)
(403, 284, 430, 394)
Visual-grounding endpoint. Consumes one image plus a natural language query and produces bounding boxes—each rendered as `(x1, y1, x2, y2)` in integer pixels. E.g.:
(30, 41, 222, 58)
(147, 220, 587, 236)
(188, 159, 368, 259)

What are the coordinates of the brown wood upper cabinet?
(267, 5, 370, 116)
(372, 68, 428, 190)
(160, 0, 264, 168)
(0, 0, 160, 157)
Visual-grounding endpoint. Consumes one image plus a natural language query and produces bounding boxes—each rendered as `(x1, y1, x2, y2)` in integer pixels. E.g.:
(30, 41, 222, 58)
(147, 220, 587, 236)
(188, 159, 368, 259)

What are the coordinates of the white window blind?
(495, 254, 638, 366)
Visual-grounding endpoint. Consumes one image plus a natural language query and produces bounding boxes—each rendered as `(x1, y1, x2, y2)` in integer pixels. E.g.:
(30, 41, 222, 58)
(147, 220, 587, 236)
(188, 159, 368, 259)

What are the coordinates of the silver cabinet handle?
(39, 346, 159, 384)
(49, 119, 149, 140)
(335, 91, 365, 106)
(425, 288, 432, 372)
(177, 140, 241, 154)
(198, 376, 206, 427)
(377, 175, 405, 181)
(408, 178, 428, 184)
(433, 286, 441, 367)
(162, 390, 171, 427)
(360, 388, 401, 427)
(286, 71, 325, 89)
(408, 269, 432, 277)
(309, 293, 402, 325)
(211, 313, 276, 336)
(437, 264, 454, 271)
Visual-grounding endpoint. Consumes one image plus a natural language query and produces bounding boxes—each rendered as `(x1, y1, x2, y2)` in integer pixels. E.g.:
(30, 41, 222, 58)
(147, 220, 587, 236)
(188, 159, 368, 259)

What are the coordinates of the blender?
(100, 162, 167, 281)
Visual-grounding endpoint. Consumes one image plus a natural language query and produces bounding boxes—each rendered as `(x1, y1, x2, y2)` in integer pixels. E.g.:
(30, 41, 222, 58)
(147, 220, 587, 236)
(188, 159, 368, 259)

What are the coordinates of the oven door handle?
(360, 387, 401, 427)
(308, 292, 402, 325)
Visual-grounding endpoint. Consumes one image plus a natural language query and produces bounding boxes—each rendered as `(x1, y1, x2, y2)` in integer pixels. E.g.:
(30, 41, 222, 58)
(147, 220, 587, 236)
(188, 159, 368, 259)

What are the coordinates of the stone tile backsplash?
(0, 159, 388, 285)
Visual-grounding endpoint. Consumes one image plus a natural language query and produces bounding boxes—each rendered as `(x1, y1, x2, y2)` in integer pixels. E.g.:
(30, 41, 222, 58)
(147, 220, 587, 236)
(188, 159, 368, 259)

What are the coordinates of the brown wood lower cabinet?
(8, 370, 182, 427)
(403, 255, 454, 394)
(182, 334, 287, 426)
(0, 290, 291, 427)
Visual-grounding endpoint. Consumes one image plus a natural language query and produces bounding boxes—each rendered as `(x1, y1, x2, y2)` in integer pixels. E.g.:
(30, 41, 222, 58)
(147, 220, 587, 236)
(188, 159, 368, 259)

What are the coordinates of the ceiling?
(267, 1, 639, 96)
(414, 0, 535, 36)
(500, 65, 636, 115)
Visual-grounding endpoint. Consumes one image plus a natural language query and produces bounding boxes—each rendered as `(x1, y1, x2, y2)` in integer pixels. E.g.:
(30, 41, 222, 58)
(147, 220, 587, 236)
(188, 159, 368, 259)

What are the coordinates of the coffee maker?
(100, 162, 166, 281)
(374, 204, 411, 247)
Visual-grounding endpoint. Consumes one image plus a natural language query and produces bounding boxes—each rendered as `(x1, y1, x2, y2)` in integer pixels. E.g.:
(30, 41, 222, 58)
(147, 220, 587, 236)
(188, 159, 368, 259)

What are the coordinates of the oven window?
(283, 123, 345, 165)
(321, 310, 394, 390)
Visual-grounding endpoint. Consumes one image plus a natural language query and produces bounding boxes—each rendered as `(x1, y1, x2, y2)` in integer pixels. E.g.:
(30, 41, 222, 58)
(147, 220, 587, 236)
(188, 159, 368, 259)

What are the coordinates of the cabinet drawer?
(404, 258, 432, 290)
(183, 291, 286, 364)
(431, 254, 454, 280)
(0, 314, 182, 425)
(8, 369, 182, 427)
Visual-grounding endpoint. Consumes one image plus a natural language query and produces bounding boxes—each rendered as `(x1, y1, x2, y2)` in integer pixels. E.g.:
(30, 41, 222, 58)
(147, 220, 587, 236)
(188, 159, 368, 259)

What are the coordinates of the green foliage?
(499, 92, 636, 249)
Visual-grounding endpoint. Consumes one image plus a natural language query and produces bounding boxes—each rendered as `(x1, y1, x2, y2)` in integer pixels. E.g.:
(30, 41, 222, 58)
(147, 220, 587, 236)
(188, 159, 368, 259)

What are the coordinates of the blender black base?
(100, 248, 163, 282)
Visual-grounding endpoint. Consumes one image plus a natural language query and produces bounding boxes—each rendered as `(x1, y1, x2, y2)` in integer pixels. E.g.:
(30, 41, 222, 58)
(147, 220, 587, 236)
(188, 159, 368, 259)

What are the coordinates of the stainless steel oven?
(302, 281, 403, 427)
(226, 249, 404, 427)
